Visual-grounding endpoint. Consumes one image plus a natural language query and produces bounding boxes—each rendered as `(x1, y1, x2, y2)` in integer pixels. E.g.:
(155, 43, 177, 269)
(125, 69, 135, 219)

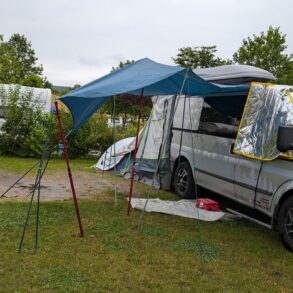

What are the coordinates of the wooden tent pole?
(55, 101, 84, 237)
(127, 89, 144, 215)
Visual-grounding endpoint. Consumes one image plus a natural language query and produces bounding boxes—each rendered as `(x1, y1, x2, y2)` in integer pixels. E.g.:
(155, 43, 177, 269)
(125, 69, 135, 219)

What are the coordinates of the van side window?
(199, 101, 240, 139)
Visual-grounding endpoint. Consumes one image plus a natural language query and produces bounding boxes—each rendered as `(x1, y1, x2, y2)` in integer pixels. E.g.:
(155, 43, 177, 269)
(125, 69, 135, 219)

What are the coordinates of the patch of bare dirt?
(0, 169, 138, 201)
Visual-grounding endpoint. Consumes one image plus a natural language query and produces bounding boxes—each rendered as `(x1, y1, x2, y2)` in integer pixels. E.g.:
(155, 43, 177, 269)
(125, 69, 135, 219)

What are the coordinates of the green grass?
(0, 155, 97, 175)
(1, 156, 293, 292)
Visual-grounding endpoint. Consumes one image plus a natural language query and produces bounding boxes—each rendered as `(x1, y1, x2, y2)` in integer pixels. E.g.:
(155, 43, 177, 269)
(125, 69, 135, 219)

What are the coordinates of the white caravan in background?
(0, 84, 53, 129)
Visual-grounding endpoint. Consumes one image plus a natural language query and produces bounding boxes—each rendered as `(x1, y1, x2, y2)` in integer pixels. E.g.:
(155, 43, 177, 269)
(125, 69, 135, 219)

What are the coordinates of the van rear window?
(199, 101, 240, 139)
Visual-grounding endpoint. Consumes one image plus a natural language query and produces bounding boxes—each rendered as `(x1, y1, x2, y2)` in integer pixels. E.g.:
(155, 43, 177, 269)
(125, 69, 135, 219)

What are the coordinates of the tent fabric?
(60, 58, 249, 132)
(95, 136, 136, 171)
(137, 95, 173, 160)
(135, 95, 176, 189)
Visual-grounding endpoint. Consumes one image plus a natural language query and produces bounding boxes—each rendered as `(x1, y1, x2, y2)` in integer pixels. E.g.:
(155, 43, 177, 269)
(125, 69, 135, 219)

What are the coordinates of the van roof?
(194, 64, 276, 85)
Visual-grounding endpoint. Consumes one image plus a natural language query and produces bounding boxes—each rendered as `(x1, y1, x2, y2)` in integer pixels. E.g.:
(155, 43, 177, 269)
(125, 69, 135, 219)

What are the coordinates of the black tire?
(278, 196, 293, 251)
(173, 161, 195, 199)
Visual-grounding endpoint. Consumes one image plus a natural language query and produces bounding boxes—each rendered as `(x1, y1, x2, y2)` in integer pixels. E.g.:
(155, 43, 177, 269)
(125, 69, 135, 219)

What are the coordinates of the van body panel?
(170, 96, 293, 223)
(193, 134, 236, 199)
(234, 156, 262, 207)
(256, 160, 293, 215)
(171, 130, 236, 199)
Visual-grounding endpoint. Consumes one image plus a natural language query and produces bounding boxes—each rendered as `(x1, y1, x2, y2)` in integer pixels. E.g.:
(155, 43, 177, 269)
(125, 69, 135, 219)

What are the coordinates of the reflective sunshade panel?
(234, 82, 293, 160)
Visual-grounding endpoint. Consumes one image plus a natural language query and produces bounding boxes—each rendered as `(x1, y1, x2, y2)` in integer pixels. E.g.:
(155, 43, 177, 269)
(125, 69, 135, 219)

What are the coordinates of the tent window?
(199, 101, 240, 139)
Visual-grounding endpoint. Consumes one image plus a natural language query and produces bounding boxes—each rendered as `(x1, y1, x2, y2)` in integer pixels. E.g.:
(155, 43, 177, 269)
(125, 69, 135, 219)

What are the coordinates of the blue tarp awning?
(60, 58, 249, 131)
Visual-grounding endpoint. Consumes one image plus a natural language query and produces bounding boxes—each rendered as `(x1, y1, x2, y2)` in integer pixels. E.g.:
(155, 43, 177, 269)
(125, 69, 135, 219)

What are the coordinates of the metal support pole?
(18, 165, 42, 252)
(127, 89, 144, 215)
(112, 96, 117, 206)
(54, 101, 84, 237)
(0, 161, 38, 198)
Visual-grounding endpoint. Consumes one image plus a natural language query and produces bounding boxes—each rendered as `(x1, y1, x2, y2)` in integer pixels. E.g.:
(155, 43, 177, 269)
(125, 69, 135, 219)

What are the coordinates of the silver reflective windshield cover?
(234, 83, 293, 160)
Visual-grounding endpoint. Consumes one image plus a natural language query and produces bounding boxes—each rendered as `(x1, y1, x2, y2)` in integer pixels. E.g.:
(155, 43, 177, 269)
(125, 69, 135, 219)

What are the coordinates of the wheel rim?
(177, 168, 188, 193)
(285, 208, 293, 239)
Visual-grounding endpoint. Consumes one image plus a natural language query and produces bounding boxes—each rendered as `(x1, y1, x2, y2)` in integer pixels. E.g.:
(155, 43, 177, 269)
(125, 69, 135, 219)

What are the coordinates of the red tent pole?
(54, 101, 84, 237)
(127, 89, 144, 215)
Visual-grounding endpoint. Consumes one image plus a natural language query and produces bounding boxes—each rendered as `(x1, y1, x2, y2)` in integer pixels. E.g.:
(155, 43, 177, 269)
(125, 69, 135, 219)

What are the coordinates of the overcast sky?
(1, 0, 292, 86)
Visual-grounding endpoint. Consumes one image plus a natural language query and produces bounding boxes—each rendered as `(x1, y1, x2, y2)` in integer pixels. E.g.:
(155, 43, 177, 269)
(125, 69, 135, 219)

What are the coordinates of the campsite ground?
(0, 156, 293, 292)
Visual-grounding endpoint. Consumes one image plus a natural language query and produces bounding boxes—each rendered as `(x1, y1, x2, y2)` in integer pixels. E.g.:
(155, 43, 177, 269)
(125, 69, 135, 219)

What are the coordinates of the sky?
(0, 0, 292, 86)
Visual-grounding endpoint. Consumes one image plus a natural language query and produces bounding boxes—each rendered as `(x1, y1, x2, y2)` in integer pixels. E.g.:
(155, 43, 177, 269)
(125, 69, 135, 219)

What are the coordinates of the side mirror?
(277, 126, 293, 152)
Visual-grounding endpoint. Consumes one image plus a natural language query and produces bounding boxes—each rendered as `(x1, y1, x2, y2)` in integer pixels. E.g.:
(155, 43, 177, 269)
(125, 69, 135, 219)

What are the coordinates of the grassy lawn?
(0, 155, 97, 175)
(0, 157, 293, 292)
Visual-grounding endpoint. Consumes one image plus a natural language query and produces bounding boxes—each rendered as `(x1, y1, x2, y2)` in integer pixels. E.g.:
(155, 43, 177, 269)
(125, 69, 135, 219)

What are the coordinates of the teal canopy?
(60, 58, 248, 132)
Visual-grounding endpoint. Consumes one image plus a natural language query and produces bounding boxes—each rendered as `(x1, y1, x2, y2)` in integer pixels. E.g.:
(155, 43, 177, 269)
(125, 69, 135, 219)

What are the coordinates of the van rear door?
(195, 102, 240, 199)
(195, 134, 237, 199)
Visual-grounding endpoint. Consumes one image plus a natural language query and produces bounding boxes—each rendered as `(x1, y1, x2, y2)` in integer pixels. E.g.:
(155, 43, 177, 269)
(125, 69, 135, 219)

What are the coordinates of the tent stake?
(127, 88, 144, 215)
(55, 101, 84, 237)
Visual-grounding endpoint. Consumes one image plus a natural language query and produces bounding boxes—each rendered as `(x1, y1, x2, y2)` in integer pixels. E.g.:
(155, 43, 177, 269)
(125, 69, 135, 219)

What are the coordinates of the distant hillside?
(52, 84, 80, 96)
(52, 85, 72, 94)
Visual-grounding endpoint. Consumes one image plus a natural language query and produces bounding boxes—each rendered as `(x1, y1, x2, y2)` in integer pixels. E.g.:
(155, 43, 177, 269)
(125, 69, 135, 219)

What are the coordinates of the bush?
(51, 112, 113, 158)
(0, 85, 49, 157)
(50, 113, 144, 158)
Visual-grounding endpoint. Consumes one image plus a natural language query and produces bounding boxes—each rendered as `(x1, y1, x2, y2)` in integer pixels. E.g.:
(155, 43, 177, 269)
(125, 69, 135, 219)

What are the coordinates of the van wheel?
(278, 197, 293, 251)
(174, 161, 195, 199)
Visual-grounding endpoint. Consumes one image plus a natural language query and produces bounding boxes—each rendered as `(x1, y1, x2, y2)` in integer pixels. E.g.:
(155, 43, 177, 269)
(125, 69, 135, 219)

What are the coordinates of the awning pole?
(127, 88, 144, 215)
(55, 100, 84, 237)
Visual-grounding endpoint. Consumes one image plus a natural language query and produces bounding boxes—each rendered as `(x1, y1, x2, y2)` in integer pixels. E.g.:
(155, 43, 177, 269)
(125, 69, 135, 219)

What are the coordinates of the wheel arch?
(272, 188, 293, 231)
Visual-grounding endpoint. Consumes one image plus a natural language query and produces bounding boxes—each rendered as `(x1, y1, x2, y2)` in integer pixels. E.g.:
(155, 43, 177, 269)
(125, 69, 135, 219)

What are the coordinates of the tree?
(233, 27, 293, 85)
(20, 73, 47, 88)
(111, 59, 134, 72)
(0, 34, 49, 88)
(173, 46, 231, 69)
